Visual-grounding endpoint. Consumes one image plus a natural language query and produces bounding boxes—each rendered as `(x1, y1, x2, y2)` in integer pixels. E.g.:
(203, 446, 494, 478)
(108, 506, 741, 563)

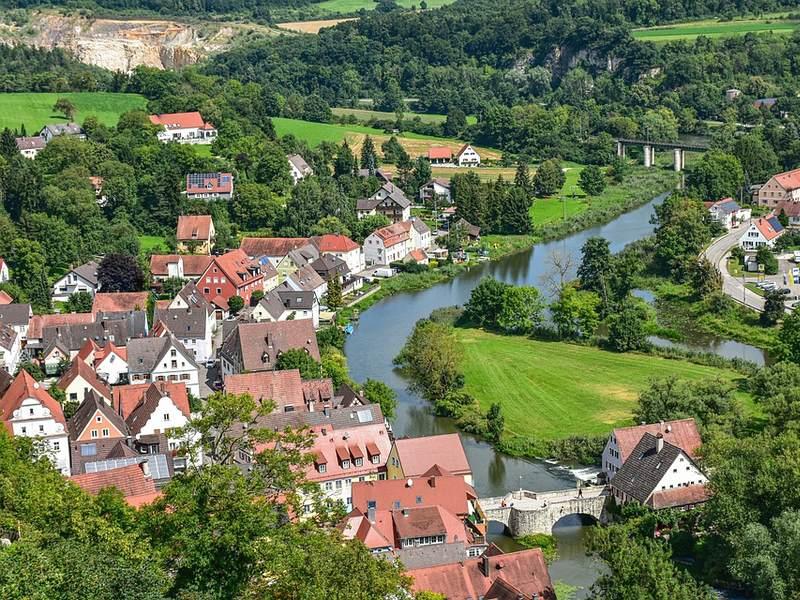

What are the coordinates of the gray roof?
(220, 319, 320, 372)
(411, 218, 431, 235)
(15, 136, 46, 151)
(356, 197, 381, 211)
(42, 123, 84, 137)
(284, 264, 326, 293)
(127, 335, 197, 374)
(38, 310, 147, 352)
(256, 291, 286, 321)
(288, 154, 312, 174)
(252, 403, 383, 433)
(256, 289, 317, 321)
(311, 254, 349, 279)
(154, 307, 208, 339)
(0, 323, 18, 352)
(610, 433, 696, 503)
(0, 304, 31, 327)
(376, 183, 411, 209)
(68, 390, 129, 443)
(336, 383, 365, 409)
(176, 281, 214, 316)
(286, 243, 320, 267)
(71, 261, 100, 287)
(395, 541, 468, 570)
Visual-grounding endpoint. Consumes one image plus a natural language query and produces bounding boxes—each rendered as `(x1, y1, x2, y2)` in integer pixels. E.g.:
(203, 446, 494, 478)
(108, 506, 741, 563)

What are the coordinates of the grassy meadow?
(456, 328, 751, 441)
(0, 92, 147, 132)
(332, 107, 478, 125)
(632, 15, 800, 42)
(311, 0, 455, 15)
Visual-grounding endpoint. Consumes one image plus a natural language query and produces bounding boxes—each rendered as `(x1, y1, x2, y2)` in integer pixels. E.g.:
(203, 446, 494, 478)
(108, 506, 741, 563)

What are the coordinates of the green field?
(632, 16, 800, 42)
(332, 107, 478, 125)
(139, 235, 169, 254)
(314, 0, 454, 14)
(457, 328, 751, 440)
(0, 92, 147, 132)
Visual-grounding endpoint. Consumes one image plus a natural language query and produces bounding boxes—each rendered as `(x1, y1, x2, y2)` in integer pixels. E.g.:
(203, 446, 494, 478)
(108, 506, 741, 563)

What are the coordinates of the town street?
(703, 225, 765, 312)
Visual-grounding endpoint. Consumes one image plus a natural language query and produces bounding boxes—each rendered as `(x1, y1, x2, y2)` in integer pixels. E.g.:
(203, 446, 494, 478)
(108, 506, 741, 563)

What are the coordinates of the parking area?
(742, 252, 800, 308)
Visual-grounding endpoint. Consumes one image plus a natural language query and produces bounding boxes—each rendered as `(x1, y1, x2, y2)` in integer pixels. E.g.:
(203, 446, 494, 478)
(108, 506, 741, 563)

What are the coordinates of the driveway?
(703, 225, 765, 312)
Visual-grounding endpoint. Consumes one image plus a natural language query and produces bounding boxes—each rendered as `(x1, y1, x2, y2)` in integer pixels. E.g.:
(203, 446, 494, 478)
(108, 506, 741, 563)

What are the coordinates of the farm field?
(271, 117, 501, 160)
(632, 16, 800, 42)
(313, 0, 455, 15)
(0, 92, 147, 132)
(456, 328, 752, 441)
(332, 107, 478, 125)
(429, 166, 517, 181)
(276, 18, 356, 33)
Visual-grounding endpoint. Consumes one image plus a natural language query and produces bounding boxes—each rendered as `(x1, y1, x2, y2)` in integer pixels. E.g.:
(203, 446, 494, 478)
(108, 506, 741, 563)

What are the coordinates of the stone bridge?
(480, 487, 610, 537)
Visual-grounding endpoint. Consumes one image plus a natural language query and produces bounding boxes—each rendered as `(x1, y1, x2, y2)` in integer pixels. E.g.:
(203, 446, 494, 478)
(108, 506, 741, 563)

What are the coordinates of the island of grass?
(0, 92, 147, 132)
(456, 328, 752, 441)
(632, 14, 800, 42)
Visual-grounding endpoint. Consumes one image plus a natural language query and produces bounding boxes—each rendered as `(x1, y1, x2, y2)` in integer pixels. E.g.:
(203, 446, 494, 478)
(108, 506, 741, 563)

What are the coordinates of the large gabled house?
(0, 370, 70, 475)
(280, 263, 328, 302)
(198, 249, 266, 316)
(455, 144, 480, 167)
(57, 356, 113, 406)
(149, 111, 217, 144)
(219, 319, 319, 377)
(364, 221, 413, 266)
(149, 254, 213, 282)
(739, 216, 784, 250)
(706, 198, 751, 230)
(250, 288, 320, 329)
(78, 339, 129, 385)
(67, 389, 130, 475)
(126, 335, 200, 397)
(311, 233, 365, 273)
(758, 167, 800, 208)
(387, 433, 473, 486)
(152, 303, 214, 364)
(275, 243, 320, 283)
(52, 260, 100, 302)
(176, 215, 215, 255)
(40, 123, 86, 143)
(185, 172, 234, 200)
(357, 183, 412, 223)
(419, 178, 452, 204)
(288, 154, 313, 184)
(16, 136, 46, 159)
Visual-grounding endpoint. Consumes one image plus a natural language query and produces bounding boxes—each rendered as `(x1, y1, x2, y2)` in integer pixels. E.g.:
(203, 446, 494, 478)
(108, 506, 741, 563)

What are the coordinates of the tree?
(97, 253, 144, 292)
(761, 290, 785, 326)
(276, 348, 324, 379)
(756, 246, 778, 275)
(0, 128, 17, 159)
(578, 237, 613, 308)
(353, 214, 391, 243)
(10, 239, 50, 311)
(334, 141, 357, 177)
(686, 150, 744, 201)
(639, 107, 679, 142)
(362, 379, 397, 419)
(635, 376, 740, 431)
(607, 155, 629, 184)
(732, 134, 779, 184)
(325, 275, 343, 309)
(578, 164, 606, 197)
(64, 291, 93, 313)
(486, 402, 504, 443)
(310, 216, 351, 238)
(749, 362, 800, 433)
(550, 286, 600, 340)
(395, 320, 463, 403)
(607, 297, 649, 352)
(452, 171, 484, 228)
(496, 285, 545, 334)
(254, 140, 292, 193)
(444, 107, 467, 137)
(161, 277, 187, 299)
(532, 159, 565, 197)
(360, 135, 378, 175)
(381, 136, 406, 164)
(778, 311, 800, 363)
(53, 97, 76, 121)
(690, 257, 723, 298)
(514, 162, 533, 197)
(464, 277, 509, 327)
(501, 185, 533, 234)
(227, 295, 245, 315)
(652, 194, 712, 279)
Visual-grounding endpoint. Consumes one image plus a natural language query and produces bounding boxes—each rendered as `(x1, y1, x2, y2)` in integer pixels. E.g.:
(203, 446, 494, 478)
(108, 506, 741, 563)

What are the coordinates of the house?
(410, 217, 432, 250)
(311, 234, 365, 273)
(455, 144, 481, 167)
(239, 237, 310, 264)
(0, 303, 32, 341)
(757, 168, 800, 208)
(225, 369, 334, 413)
(609, 432, 709, 510)
(0, 370, 70, 475)
(51, 260, 100, 302)
(176, 215, 215, 254)
(387, 433, 473, 485)
(152, 304, 214, 364)
(126, 335, 200, 397)
(452, 218, 481, 243)
(91, 341, 129, 385)
(15, 136, 46, 158)
(250, 289, 320, 329)
(601, 418, 702, 480)
(40, 123, 86, 143)
(67, 389, 130, 474)
(405, 249, 430, 266)
(427, 147, 452, 165)
(219, 319, 319, 376)
(357, 183, 412, 223)
(0, 323, 21, 374)
(71, 463, 160, 508)
(149, 111, 217, 144)
(149, 254, 213, 282)
(28, 312, 94, 351)
(363, 221, 413, 266)
(419, 178, 452, 204)
(408, 545, 556, 600)
(89, 176, 106, 206)
(311, 254, 349, 282)
(36, 311, 147, 359)
(0, 291, 11, 305)
(57, 356, 113, 406)
(288, 154, 313, 184)
(185, 172, 234, 200)
(777, 202, 800, 229)
(725, 88, 742, 101)
(739, 216, 784, 250)
(357, 168, 392, 183)
(92, 292, 150, 316)
(166, 280, 217, 331)
(706, 198, 751, 230)
(198, 249, 266, 314)
(275, 244, 320, 283)
(280, 263, 328, 303)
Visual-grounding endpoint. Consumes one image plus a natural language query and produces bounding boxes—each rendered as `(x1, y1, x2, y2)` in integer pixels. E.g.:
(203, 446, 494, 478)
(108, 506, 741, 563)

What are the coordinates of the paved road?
(704, 225, 765, 312)
(481, 486, 606, 510)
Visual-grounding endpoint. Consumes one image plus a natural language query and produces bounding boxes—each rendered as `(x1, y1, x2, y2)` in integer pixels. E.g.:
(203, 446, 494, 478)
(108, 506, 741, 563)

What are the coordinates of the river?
(343, 193, 764, 597)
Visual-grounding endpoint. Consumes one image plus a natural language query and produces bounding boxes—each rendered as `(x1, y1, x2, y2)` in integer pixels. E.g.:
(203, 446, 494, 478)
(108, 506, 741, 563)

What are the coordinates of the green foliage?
(64, 290, 93, 313)
(516, 533, 559, 563)
(652, 194, 712, 279)
(550, 285, 600, 340)
(275, 348, 324, 380)
(395, 319, 463, 403)
(16, 360, 44, 380)
(690, 257, 723, 298)
(227, 295, 245, 315)
(777, 311, 800, 363)
(532, 158, 565, 197)
(464, 277, 544, 334)
(686, 150, 744, 201)
(761, 290, 785, 326)
(606, 296, 650, 352)
(325, 275, 343, 309)
(362, 378, 398, 419)
(486, 402, 505, 442)
(750, 362, 800, 433)
(756, 246, 778, 275)
(577, 164, 606, 197)
(53, 97, 76, 121)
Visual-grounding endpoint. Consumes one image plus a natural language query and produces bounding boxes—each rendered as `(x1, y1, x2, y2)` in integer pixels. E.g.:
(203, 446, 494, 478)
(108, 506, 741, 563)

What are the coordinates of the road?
(703, 225, 765, 312)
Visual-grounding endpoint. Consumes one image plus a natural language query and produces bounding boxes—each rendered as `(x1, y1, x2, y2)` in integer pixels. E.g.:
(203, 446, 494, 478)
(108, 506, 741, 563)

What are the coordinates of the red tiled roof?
(57, 357, 113, 403)
(394, 433, 471, 478)
(303, 420, 392, 484)
(373, 221, 412, 248)
(351, 473, 476, 516)
(428, 147, 452, 160)
(77, 338, 100, 363)
(204, 249, 262, 288)
(240, 237, 310, 259)
(224, 369, 307, 412)
(753, 217, 784, 241)
(176, 215, 214, 241)
(392, 505, 467, 543)
(186, 173, 233, 195)
(94, 341, 127, 366)
(0, 291, 13, 305)
(408, 547, 555, 600)
(29, 312, 94, 339)
(150, 254, 213, 277)
(92, 292, 150, 315)
(407, 249, 427, 263)
(650, 484, 710, 509)
(71, 463, 159, 507)
(0, 370, 66, 430)
(311, 233, 360, 253)
(149, 111, 211, 130)
(340, 510, 394, 550)
(612, 418, 702, 462)
(773, 168, 800, 191)
(112, 381, 189, 420)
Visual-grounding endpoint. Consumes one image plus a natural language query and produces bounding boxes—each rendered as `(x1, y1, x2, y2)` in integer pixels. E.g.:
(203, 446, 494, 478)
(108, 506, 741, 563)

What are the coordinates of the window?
(318, 463, 326, 473)
(335, 480, 342, 490)
(53, 441, 60, 452)
(20, 426, 26, 434)
(416, 496, 422, 504)
(96, 415, 102, 423)
(393, 500, 401, 509)
(303, 505, 311, 514)
(368, 500, 377, 510)
(170, 349, 177, 357)
(342, 459, 350, 469)
(163, 413, 170, 422)
(69, 393, 77, 402)
(371, 454, 380, 464)
(29, 407, 34, 415)
(81, 443, 97, 456)
(91, 430, 98, 439)
(102, 428, 109, 437)
(354, 457, 363, 467)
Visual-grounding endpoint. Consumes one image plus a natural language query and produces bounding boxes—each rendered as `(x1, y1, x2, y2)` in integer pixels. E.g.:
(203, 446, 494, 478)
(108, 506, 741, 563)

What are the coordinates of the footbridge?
(480, 487, 610, 536)
(614, 138, 709, 171)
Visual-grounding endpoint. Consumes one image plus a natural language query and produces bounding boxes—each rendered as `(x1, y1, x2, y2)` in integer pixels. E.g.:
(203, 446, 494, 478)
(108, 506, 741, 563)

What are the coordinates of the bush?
(516, 534, 559, 563)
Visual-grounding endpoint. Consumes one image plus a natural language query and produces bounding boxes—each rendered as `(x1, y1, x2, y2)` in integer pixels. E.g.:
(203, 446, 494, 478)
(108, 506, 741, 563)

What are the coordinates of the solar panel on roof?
(84, 454, 170, 480)
(356, 408, 373, 423)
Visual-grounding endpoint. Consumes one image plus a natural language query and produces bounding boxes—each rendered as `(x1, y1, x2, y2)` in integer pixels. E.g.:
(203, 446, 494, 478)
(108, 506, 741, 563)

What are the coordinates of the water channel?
(343, 193, 767, 597)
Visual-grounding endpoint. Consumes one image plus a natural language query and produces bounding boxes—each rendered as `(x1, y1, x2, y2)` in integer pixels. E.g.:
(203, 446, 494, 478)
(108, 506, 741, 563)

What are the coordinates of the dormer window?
(318, 463, 327, 473)
(342, 459, 350, 469)
(371, 454, 380, 464)
(354, 457, 363, 467)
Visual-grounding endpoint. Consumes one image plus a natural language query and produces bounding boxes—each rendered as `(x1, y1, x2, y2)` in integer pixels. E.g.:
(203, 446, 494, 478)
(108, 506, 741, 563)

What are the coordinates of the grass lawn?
(139, 235, 168, 254)
(0, 92, 147, 132)
(332, 107, 478, 125)
(456, 328, 752, 440)
(191, 145, 214, 158)
(272, 116, 501, 160)
(632, 16, 800, 42)
(313, 0, 454, 14)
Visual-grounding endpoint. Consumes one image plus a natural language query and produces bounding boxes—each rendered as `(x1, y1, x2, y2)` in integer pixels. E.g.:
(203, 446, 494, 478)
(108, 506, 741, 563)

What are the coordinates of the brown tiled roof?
(224, 369, 306, 412)
(150, 254, 212, 277)
(373, 221, 411, 248)
(240, 237, 310, 259)
(352, 473, 476, 516)
(126, 381, 190, 436)
(68, 389, 129, 442)
(392, 505, 465, 542)
(394, 433, 471, 478)
(612, 418, 701, 462)
(0, 290, 12, 305)
(186, 173, 232, 195)
(149, 111, 210, 130)
(177, 215, 214, 241)
(28, 312, 94, 340)
(220, 320, 320, 371)
(303, 419, 392, 484)
(92, 292, 150, 315)
(71, 463, 159, 507)
(311, 234, 360, 253)
(0, 370, 66, 430)
(428, 147, 452, 160)
(57, 357, 113, 403)
(206, 249, 262, 288)
(112, 381, 189, 420)
(650, 484, 711, 509)
(773, 167, 800, 191)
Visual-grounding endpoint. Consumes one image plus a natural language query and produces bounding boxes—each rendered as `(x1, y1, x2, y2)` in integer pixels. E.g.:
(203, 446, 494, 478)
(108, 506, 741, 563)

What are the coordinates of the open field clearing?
(332, 107, 478, 125)
(632, 16, 800, 42)
(276, 18, 356, 33)
(0, 92, 147, 132)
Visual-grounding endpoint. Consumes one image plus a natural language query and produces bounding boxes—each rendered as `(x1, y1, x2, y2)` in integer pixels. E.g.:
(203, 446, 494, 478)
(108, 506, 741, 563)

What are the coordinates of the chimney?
(655, 433, 664, 453)
(406, 478, 413, 488)
(368, 506, 376, 523)
(323, 406, 330, 417)
(665, 424, 672, 433)
(481, 554, 490, 576)
(140, 460, 151, 478)
(402, 508, 409, 517)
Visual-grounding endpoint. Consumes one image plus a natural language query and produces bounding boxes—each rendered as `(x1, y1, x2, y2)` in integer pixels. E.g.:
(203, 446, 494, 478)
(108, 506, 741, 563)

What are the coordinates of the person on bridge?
(578, 487, 583, 498)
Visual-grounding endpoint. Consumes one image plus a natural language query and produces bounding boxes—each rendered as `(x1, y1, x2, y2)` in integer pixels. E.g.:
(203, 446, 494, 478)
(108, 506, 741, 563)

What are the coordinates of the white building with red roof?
(387, 433, 473, 485)
(739, 215, 784, 250)
(0, 370, 70, 475)
(364, 221, 414, 266)
(311, 234, 365, 273)
(758, 167, 800, 208)
(149, 111, 217, 144)
(601, 418, 702, 479)
(0, 257, 9, 283)
(427, 146, 452, 165)
(455, 143, 481, 167)
(176, 215, 215, 255)
(185, 172, 234, 200)
(150, 254, 213, 282)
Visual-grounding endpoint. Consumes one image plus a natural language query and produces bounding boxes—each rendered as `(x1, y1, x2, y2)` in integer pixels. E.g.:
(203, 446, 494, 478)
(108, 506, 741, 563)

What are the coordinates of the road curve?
(703, 224, 765, 312)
